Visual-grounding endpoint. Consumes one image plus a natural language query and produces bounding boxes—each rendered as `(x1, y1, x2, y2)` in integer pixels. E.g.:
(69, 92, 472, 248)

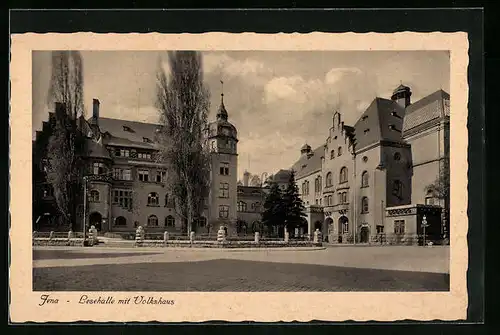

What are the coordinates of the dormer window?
(143, 137, 152, 143)
(391, 111, 401, 118)
(362, 115, 368, 121)
(123, 125, 134, 132)
(364, 128, 370, 134)
(302, 164, 307, 170)
(388, 124, 400, 132)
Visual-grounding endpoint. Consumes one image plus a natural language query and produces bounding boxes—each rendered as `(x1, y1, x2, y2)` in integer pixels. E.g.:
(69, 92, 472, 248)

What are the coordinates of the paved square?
(33, 246, 449, 292)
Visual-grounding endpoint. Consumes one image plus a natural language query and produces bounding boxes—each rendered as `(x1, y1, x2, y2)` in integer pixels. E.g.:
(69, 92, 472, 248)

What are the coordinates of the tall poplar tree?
(155, 51, 211, 235)
(282, 170, 307, 230)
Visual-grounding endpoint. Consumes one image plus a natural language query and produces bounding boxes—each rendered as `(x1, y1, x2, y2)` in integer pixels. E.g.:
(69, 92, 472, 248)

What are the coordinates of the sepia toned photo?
(10, 32, 469, 322)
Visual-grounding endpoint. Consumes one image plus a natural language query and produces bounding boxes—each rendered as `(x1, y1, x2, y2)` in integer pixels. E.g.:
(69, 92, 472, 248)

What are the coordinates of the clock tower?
(207, 84, 238, 236)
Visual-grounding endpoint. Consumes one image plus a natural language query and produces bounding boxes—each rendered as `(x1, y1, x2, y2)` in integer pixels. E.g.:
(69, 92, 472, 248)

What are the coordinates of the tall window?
(148, 192, 159, 206)
(339, 167, 348, 183)
(115, 216, 126, 226)
(330, 150, 335, 159)
(113, 168, 132, 181)
(305, 180, 310, 195)
(93, 162, 105, 175)
(338, 191, 348, 204)
(392, 180, 403, 199)
(156, 171, 166, 182)
(251, 202, 261, 212)
(196, 217, 207, 227)
(326, 172, 333, 187)
(219, 205, 229, 218)
(220, 162, 229, 176)
(219, 183, 229, 198)
(361, 171, 369, 187)
(328, 195, 333, 206)
(165, 215, 175, 227)
(394, 220, 405, 234)
(164, 194, 169, 207)
(302, 181, 310, 196)
(89, 190, 100, 202)
(113, 189, 132, 209)
(148, 215, 158, 226)
(138, 170, 149, 182)
(361, 197, 369, 213)
(338, 146, 343, 156)
(237, 201, 247, 212)
(342, 221, 349, 234)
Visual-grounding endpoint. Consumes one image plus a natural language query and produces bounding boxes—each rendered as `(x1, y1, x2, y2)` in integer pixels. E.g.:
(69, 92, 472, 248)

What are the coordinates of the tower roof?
(393, 84, 411, 94)
(217, 93, 229, 121)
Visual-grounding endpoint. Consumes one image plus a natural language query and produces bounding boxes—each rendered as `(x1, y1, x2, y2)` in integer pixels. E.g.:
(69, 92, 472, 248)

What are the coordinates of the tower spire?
(217, 79, 228, 121)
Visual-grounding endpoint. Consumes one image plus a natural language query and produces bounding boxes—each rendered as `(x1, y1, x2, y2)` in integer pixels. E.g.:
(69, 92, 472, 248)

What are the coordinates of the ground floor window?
(115, 216, 127, 226)
(165, 215, 175, 227)
(376, 225, 384, 234)
(148, 215, 158, 226)
(394, 220, 405, 234)
(219, 205, 229, 219)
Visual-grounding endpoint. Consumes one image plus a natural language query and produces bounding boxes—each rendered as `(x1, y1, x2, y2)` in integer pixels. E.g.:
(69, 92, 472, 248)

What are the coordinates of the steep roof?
(272, 169, 292, 183)
(83, 138, 112, 160)
(403, 89, 449, 133)
(93, 117, 161, 149)
(237, 185, 265, 197)
(291, 145, 324, 179)
(353, 97, 406, 151)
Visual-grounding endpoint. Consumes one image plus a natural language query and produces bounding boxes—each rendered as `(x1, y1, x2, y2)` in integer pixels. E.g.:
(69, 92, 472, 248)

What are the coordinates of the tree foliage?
(261, 181, 286, 231)
(282, 170, 307, 228)
(155, 51, 211, 235)
(44, 51, 85, 230)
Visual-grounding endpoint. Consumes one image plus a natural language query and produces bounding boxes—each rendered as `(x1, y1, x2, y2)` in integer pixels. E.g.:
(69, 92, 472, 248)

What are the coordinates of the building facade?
(289, 84, 450, 244)
(33, 92, 242, 236)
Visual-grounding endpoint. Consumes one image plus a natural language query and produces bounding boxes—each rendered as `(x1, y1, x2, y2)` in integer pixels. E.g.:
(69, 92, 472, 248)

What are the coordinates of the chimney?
(243, 171, 250, 187)
(92, 99, 100, 125)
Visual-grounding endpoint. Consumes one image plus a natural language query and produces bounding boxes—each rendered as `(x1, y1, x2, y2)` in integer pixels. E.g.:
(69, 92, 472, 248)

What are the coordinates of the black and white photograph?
(31, 49, 451, 292)
(9, 30, 471, 323)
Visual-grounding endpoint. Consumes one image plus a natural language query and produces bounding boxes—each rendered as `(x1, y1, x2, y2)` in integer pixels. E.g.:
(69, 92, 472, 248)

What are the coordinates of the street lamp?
(422, 215, 429, 247)
(82, 176, 87, 246)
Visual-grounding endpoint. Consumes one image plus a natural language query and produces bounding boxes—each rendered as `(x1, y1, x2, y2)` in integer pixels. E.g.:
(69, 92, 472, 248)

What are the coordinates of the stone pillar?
(163, 231, 169, 244)
(284, 229, 289, 243)
(314, 228, 321, 244)
(217, 226, 226, 243)
(68, 230, 73, 242)
(190, 231, 195, 245)
(49, 231, 54, 240)
(135, 226, 144, 247)
(254, 231, 260, 243)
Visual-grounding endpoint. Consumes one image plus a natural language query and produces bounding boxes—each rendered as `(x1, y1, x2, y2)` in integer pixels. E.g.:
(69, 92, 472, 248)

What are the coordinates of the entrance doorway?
(338, 216, 348, 243)
(360, 226, 370, 243)
(88, 212, 102, 231)
(324, 217, 333, 242)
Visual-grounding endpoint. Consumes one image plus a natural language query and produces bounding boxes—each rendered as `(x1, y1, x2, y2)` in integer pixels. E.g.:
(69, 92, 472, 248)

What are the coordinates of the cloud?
(203, 53, 269, 79)
(325, 67, 362, 85)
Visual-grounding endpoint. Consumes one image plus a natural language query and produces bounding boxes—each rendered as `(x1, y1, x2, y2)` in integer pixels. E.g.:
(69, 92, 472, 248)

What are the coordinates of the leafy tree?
(425, 158, 450, 237)
(261, 181, 285, 234)
(155, 51, 211, 235)
(44, 51, 85, 230)
(282, 170, 307, 230)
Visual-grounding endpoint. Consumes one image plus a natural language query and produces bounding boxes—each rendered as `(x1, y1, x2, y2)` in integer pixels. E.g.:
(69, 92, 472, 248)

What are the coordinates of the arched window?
(89, 190, 100, 202)
(328, 195, 333, 206)
(361, 197, 369, 213)
(164, 194, 169, 206)
(237, 201, 247, 212)
(392, 180, 403, 199)
(361, 171, 369, 187)
(148, 215, 158, 226)
(317, 176, 322, 192)
(165, 215, 175, 227)
(326, 172, 333, 187)
(330, 150, 335, 159)
(148, 192, 159, 206)
(338, 147, 343, 157)
(115, 216, 126, 226)
(339, 167, 348, 183)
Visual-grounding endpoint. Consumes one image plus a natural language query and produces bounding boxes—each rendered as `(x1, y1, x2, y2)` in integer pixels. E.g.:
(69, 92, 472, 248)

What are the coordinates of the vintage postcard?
(10, 31, 468, 322)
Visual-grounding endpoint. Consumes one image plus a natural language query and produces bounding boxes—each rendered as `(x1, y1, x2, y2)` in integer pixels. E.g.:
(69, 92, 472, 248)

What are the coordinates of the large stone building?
(33, 92, 246, 236)
(286, 84, 450, 244)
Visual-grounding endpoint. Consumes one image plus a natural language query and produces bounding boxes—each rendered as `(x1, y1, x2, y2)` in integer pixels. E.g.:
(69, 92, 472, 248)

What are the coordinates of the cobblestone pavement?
(32, 246, 449, 292)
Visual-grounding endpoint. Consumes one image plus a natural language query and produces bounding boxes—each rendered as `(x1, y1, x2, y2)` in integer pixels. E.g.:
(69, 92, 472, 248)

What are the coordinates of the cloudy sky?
(33, 50, 449, 179)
